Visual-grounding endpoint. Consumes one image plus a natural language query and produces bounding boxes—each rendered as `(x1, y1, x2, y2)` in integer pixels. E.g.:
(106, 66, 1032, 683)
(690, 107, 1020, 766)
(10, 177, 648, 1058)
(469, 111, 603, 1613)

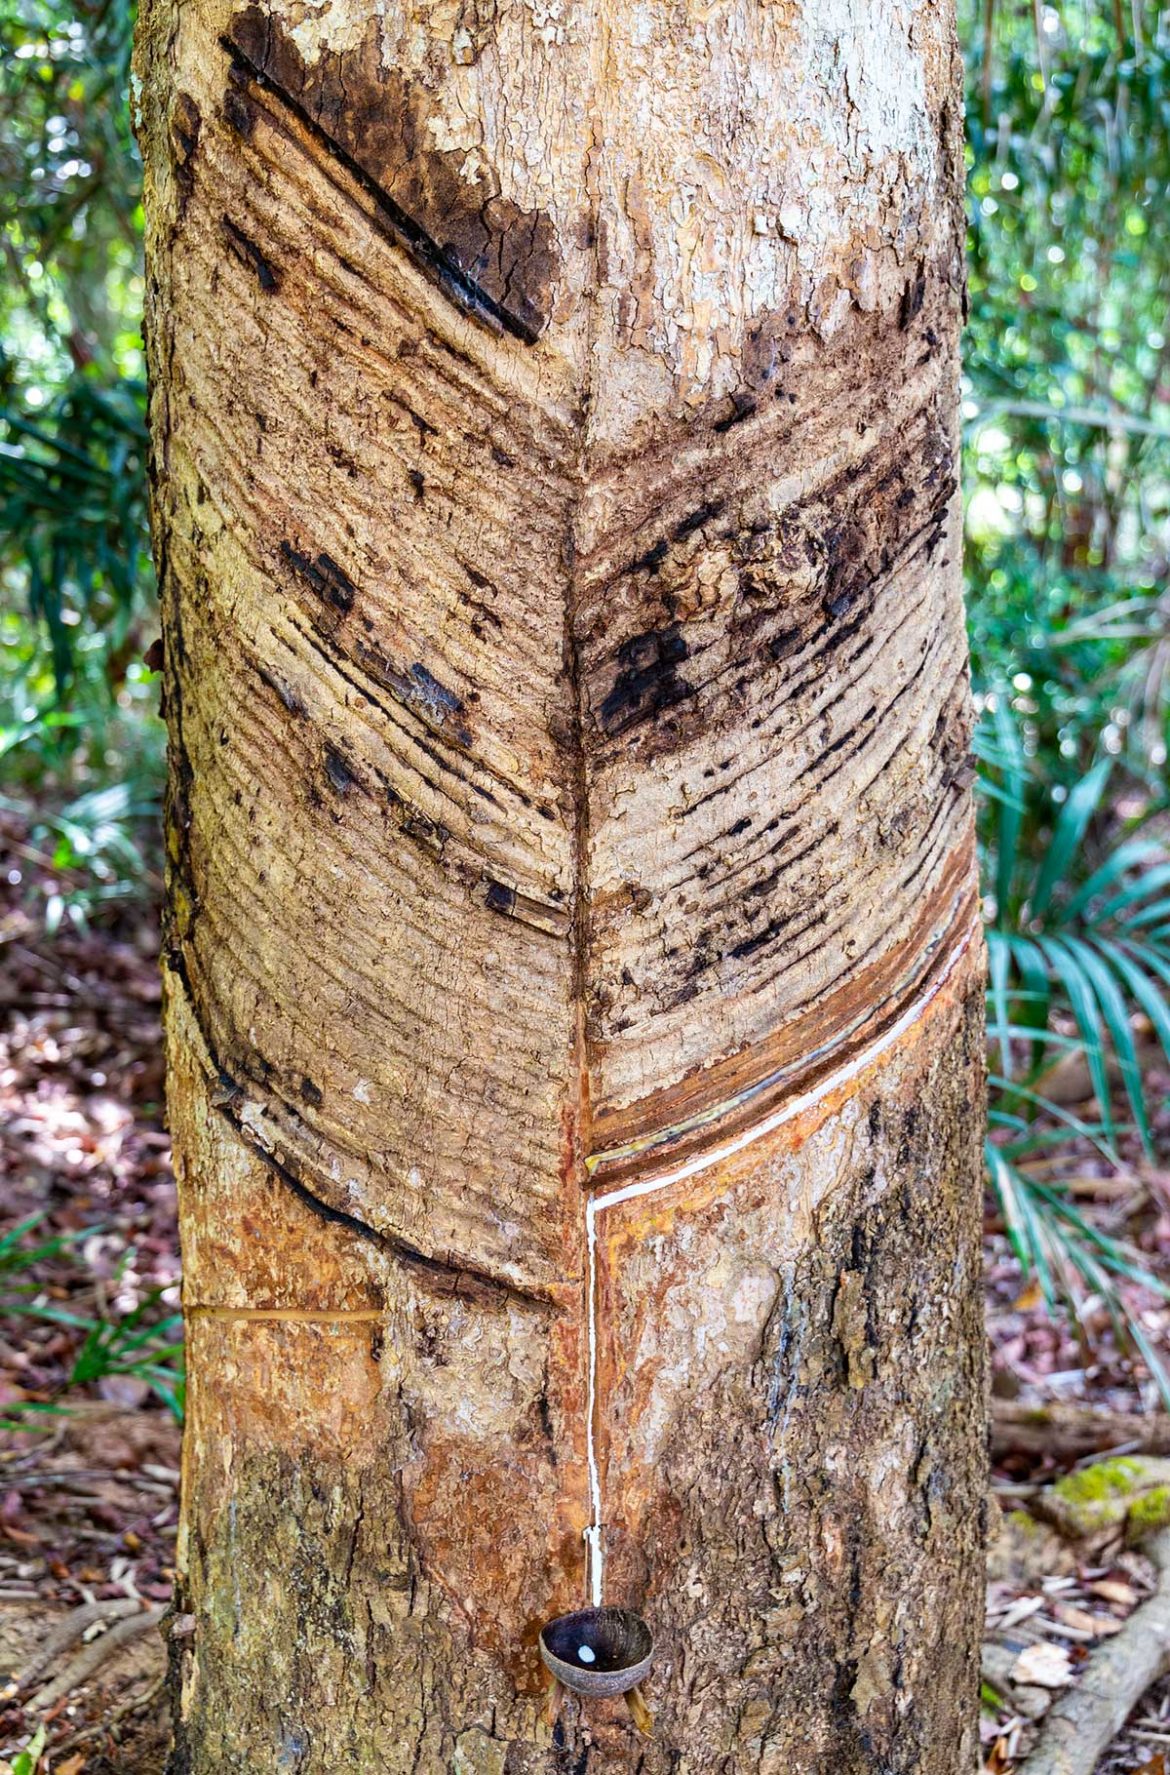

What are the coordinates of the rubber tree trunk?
(136, 1, 986, 1768)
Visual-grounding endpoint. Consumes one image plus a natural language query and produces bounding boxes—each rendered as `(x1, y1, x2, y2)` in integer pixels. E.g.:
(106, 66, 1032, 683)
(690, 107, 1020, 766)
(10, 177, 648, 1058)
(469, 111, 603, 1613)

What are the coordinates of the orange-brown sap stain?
(167, 986, 388, 1314)
(183, 1174, 386, 1313)
(402, 1435, 580, 1690)
(187, 1318, 387, 1461)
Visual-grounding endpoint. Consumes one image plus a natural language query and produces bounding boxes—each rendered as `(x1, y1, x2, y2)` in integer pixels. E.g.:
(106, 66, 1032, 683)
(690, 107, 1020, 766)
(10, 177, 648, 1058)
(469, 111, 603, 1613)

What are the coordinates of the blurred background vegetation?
(2, 0, 1170, 1399)
(0, 0, 159, 934)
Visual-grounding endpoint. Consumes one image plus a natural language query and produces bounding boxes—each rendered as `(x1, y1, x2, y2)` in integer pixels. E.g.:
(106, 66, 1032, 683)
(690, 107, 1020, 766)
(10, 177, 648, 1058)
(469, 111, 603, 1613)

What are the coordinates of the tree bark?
(135, 1, 986, 1769)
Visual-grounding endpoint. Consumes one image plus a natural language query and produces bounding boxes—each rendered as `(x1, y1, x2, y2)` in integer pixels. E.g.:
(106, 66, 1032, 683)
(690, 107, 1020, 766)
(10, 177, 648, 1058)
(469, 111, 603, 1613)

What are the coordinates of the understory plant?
(0, 1216, 184, 1427)
(979, 694, 1170, 1400)
(963, 0, 1170, 1393)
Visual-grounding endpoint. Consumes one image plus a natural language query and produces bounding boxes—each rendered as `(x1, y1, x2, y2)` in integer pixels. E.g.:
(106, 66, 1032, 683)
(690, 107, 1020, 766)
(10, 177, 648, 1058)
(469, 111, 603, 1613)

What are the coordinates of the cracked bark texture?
(135, 0, 986, 1768)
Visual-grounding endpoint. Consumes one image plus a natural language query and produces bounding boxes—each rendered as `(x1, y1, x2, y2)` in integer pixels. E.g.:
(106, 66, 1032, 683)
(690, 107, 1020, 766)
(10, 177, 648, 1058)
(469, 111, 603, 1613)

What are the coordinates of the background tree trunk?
(136, 0, 986, 1768)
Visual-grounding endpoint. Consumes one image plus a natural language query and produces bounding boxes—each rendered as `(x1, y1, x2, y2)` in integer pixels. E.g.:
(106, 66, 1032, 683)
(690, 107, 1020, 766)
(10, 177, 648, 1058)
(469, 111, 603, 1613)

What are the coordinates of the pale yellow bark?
(136, 1, 984, 1768)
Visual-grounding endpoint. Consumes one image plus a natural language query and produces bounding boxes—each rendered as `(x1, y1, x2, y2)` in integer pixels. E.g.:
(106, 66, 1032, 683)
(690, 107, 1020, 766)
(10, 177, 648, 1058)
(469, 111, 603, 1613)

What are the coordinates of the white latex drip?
(581, 925, 974, 1609)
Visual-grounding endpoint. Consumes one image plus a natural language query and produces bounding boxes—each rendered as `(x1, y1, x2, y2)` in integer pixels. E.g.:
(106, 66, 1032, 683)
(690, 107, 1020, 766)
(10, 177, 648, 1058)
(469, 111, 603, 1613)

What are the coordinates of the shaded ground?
(3, 809, 1170, 1771)
(981, 1050, 1170, 1769)
(0, 813, 176, 1768)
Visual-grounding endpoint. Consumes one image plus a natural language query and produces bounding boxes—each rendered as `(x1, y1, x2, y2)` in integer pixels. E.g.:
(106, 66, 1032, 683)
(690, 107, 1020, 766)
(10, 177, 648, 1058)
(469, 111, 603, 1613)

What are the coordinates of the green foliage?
(962, 0, 1170, 773)
(0, 1216, 184, 1425)
(965, 2, 1170, 1382)
(0, 774, 163, 930)
(2, 1724, 46, 1775)
(977, 689, 1170, 1396)
(0, 1213, 85, 1430)
(0, 0, 159, 892)
(981, 703, 1170, 1152)
(66, 1289, 185, 1420)
(0, 376, 150, 696)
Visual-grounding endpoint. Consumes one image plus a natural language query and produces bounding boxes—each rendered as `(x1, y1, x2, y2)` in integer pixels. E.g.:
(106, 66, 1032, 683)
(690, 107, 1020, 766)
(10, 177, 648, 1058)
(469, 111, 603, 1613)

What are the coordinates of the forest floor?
(1, 808, 1170, 1771)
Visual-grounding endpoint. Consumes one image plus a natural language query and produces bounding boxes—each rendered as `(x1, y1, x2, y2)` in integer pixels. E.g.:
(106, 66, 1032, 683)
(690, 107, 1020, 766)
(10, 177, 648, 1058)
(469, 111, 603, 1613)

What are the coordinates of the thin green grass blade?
(1097, 937, 1170, 1068)
(988, 929, 1015, 1078)
(987, 1142, 1056, 1307)
(991, 696, 1026, 925)
(1096, 861, 1170, 924)
(1058, 837, 1164, 926)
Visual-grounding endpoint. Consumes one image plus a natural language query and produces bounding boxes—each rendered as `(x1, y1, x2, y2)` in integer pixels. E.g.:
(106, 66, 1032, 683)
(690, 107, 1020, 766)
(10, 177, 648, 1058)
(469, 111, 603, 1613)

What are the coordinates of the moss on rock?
(1127, 1484, 1170, 1541)
(1044, 1457, 1170, 1539)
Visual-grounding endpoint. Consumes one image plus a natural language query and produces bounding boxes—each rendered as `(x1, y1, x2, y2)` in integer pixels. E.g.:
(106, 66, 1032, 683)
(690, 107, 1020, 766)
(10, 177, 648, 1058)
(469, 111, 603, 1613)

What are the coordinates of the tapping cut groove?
(188, 1307, 387, 1322)
(585, 848, 978, 1187)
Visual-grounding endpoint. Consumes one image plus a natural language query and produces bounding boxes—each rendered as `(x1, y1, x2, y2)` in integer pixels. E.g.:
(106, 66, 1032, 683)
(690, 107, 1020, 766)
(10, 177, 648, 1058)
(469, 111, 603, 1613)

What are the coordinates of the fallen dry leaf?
(0, 1521, 40, 1547)
(1087, 1578, 1139, 1608)
(1053, 1603, 1124, 1637)
(1011, 1642, 1074, 1689)
(999, 1595, 1046, 1631)
(56, 1756, 86, 1775)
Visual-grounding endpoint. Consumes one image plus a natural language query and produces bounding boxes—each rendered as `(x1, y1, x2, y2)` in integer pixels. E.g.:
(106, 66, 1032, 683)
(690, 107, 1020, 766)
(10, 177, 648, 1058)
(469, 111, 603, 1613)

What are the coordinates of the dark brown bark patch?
(597, 626, 694, 738)
(221, 215, 280, 291)
(278, 541, 357, 613)
(578, 386, 955, 768)
(169, 91, 201, 169)
(224, 5, 559, 342)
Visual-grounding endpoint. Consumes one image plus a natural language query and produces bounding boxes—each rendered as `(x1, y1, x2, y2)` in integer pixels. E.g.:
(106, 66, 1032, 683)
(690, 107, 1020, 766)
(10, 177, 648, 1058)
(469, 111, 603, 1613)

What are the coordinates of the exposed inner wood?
(188, 1306, 392, 1321)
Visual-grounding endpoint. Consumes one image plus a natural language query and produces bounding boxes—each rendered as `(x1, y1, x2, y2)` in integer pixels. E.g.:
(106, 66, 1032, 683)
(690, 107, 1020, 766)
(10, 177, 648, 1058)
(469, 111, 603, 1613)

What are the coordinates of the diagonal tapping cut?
(579, 919, 978, 1608)
(584, 852, 978, 1185)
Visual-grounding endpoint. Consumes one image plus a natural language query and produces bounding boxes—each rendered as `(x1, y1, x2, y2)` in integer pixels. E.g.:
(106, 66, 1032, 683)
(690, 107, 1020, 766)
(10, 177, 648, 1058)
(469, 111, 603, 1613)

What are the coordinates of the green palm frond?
(981, 697, 1170, 1161)
(981, 687, 1170, 1391)
(0, 376, 151, 696)
(987, 1140, 1170, 1409)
